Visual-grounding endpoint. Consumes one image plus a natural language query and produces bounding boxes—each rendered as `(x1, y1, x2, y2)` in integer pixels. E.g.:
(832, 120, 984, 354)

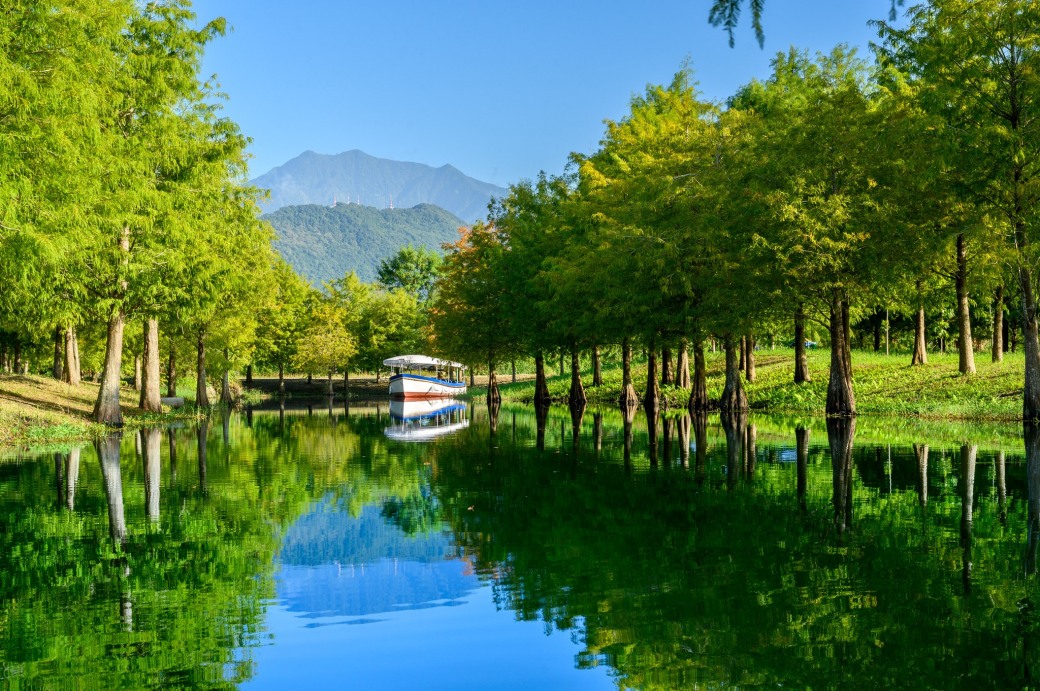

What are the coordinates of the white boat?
(383, 354, 467, 400)
(384, 398, 469, 442)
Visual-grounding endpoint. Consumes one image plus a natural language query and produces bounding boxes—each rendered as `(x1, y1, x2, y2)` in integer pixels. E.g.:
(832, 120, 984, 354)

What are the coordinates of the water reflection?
(6, 407, 1040, 688)
(384, 399, 469, 442)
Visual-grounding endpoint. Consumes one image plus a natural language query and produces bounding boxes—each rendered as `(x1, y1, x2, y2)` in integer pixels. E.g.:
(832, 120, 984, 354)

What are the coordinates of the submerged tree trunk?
(534, 352, 550, 406)
(196, 334, 210, 408)
(140, 318, 161, 412)
(745, 333, 756, 383)
(688, 339, 708, 412)
(52, 326, 64, 380)
(955, 233, 976, 375)
(721, 410, 747, 491)
(142, 428, 161, 523)
(568, 348, 584, 405)
(619, 338, 638, 408)
(93, 309, 126, 426)
(912, 280, 928, 366)
(826, 292, 855, 416)
(720, 334, 748, 413)
(794, 304, 810, 384)
(993, 286, 1004, 363)
(63, 326, 81, 386)
(592, 346, 602, 386)
(915, 443, 930, 507)
(960, 443, 977, 594)
(644, 340, 660, 410)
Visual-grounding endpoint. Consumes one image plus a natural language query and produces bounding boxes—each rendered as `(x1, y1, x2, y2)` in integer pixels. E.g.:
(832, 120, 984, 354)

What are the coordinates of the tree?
(376, 244, 442, 304)
(293, 298, 357, 395)
(877, 0, 1040, 417)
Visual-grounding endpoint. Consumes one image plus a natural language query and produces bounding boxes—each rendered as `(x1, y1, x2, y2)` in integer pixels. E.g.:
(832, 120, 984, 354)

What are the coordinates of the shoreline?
(2, 349, 1030, 454)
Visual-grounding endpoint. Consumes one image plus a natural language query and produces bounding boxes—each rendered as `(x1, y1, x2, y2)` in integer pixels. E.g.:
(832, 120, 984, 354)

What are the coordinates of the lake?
(1, 399, 1037, 689)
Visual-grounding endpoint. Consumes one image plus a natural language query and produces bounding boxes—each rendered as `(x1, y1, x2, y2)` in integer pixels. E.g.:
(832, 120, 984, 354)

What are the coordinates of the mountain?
(251, 149, 507, 223)
(264, 202, 463, 285)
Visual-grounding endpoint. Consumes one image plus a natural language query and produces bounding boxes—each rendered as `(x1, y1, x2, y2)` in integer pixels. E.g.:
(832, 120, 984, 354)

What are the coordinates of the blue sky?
(192, 0, 905, 187)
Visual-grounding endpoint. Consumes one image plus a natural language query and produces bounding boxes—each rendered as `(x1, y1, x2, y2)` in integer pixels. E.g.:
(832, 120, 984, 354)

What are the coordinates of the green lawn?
(486, 348, 1025, 421)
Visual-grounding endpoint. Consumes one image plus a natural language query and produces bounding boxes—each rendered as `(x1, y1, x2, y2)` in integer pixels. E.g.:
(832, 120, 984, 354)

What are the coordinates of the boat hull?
(388, 373, 467, 400)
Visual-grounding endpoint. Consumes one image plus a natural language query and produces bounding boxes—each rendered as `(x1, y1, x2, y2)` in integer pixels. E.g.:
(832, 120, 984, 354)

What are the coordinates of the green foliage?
(377, 244, 442, 303)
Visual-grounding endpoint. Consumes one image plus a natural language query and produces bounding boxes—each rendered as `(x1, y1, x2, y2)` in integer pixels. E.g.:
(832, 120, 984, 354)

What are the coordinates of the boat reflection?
(384, 398, 469, 442)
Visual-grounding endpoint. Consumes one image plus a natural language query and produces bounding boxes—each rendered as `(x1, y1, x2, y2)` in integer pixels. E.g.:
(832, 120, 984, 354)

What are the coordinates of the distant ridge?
(251, 149, 507, 223)
(264, 202, 463, 286)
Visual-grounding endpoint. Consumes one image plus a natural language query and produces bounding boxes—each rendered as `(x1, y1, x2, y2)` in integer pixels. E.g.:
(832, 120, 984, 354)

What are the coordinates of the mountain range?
(250, 149, 507, 223)
(264, 202, 463, 286)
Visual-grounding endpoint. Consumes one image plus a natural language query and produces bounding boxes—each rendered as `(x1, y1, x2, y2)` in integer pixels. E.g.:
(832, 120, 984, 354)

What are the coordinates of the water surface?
(1, 401, 1038, 689)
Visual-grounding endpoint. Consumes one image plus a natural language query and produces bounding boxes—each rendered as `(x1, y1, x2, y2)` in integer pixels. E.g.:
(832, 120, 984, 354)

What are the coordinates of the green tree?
(376, 244, 442, 304)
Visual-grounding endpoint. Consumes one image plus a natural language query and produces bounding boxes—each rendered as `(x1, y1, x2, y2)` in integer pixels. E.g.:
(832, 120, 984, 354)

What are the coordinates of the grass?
(0, 374, 205, 453)
(483, 347, 1027, 421)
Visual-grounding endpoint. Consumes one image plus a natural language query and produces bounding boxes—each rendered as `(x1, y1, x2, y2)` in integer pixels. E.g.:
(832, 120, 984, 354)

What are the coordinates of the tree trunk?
(872, 313, 881, 352)
(13, 338, 21, 374)
(559, 352, 564, 377)
(826, 292, 855, 416)
(487, 363, 501, 405)
(678, 340, 690, 389)
(912, 280, 928, 365)
(52, 326, 64, 380)
(166, 346, 177, 398)
(133, 355, 142, 391)
(140, 318, 161, 412)
(63, 326, 81, 386)
(326, 372, 334, 396)
(278, 362, 285, 394)
(619, 338, 638, 408)
(1021, 262, 1040, 420)
(220, 350, 233, 405)
(93, 309, 126, 426)
(344, 369, 349, 397)
(794, 304, 810, 384)
(738, 336, 746, 371)
(688, 339, 708, 411)
(744, 333, 756, 383)
(469, 368, 475, 387)
(196, 334, 210, 408)
(511, 359, 517, 384)
(842, 299, 852, 380)
(661, 345, 672, 386)
(993, 286, 1004, 363)
(955, 233, 976, 375)
(592, 346, 603, 386)
(568, 348, 584, 405)
(720, 334, 748, 413)
(534, 352, 550, 405)
(245, 364, 253, 387)
(644, 340, 660, 410)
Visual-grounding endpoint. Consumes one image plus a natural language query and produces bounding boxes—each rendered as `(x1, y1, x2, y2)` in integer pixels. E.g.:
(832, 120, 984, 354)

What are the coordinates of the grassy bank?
(484, 348, 1025, 421)
(0, 374, 203, 451)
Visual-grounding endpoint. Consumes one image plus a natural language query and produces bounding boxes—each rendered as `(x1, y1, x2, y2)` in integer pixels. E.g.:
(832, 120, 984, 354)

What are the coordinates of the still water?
(2, 399, 1039, 689)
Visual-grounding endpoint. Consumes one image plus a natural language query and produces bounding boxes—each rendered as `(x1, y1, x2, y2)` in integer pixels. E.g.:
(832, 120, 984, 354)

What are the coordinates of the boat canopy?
(382, 354, 467, 370)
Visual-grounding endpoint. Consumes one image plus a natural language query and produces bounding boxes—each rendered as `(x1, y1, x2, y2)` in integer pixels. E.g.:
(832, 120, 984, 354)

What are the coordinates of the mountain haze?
(251, 149, 507, 223)
(265, 202, 463, 285)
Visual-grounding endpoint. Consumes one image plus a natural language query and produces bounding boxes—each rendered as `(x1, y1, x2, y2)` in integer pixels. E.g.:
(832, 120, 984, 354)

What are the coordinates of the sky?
(191, 0, 907, 187)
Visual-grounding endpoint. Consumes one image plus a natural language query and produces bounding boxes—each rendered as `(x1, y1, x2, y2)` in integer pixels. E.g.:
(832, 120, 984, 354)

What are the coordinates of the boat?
(384, 398, 469, 442)
(383, 354, 467, 400)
